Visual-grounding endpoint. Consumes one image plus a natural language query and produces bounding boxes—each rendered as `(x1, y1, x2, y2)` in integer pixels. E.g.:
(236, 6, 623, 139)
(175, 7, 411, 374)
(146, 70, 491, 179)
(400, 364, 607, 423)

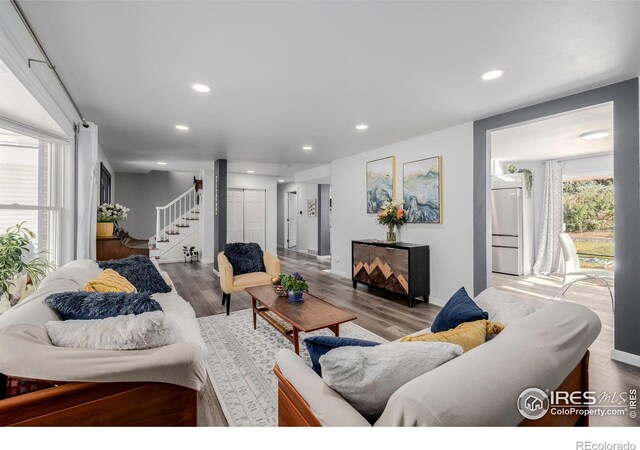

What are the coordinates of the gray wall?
(475, 78, 640, 358)
(114, 170, 196, 238)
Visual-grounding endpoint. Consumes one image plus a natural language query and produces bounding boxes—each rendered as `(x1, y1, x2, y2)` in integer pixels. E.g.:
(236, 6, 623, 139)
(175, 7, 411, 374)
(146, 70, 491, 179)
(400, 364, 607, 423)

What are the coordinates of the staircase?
(149, 186, 200, 262)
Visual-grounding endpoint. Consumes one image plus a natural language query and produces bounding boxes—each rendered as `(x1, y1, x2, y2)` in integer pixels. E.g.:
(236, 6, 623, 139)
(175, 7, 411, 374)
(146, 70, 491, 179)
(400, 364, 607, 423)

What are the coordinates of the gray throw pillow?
(319, 342, 463, 422)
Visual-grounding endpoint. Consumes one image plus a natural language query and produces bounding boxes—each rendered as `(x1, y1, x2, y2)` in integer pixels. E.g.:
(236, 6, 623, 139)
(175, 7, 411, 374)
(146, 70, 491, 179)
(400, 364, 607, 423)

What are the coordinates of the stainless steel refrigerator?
(491, 174, 534, 276)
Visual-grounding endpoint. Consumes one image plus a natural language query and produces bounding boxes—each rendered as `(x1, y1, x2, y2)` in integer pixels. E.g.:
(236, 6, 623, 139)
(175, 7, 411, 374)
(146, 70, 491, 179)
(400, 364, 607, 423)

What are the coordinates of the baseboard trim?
(212, 268, 220, 277)
(316, 255, 331, 260)
(200, 259, 214, 265)
(324, 269, 350, 279)
(158, 258, 201, 264)
(611, 349, 640, 368)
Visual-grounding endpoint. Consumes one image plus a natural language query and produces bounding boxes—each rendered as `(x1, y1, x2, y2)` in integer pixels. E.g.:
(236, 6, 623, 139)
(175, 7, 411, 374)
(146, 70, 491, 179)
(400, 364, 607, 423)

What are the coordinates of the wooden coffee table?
(245, 285, 357, 354)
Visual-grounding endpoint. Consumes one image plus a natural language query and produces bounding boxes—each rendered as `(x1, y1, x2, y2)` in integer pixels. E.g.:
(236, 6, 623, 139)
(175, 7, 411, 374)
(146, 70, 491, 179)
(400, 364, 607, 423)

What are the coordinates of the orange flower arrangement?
(376, 200, 406, 226)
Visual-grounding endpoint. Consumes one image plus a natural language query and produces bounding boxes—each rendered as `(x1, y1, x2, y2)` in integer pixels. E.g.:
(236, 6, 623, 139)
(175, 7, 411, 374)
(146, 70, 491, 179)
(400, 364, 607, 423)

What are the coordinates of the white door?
(244, 189, 266, 249)
(227, 189, 244, 243)
(287, 192, 297, 248)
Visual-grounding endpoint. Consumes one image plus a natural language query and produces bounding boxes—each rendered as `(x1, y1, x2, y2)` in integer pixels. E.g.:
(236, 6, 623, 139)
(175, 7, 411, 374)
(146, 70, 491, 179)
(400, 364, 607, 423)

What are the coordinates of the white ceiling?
(491, 103, 613, 162)
(18, 1, 640, 174)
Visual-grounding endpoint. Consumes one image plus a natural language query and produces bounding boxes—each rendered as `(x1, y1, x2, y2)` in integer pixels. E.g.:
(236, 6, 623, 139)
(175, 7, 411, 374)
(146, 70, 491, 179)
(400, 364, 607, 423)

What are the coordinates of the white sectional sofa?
(274, 300, 601, 427)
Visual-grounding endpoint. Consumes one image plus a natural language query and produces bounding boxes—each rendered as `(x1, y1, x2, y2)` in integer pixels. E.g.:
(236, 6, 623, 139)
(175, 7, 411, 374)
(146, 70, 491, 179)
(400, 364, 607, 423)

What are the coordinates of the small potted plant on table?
(280, 272, 309, 303)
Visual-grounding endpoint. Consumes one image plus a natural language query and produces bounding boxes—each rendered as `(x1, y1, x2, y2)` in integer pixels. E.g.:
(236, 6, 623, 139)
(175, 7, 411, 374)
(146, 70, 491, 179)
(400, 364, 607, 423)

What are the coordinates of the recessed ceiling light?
(192, 83, 211, 93)
(157, 161, 167, 165)
(278, 179, 285, 183)
(247, 170, 255, 174)
(175, 124, 189, 131)
(481, 69, 504, 81)
(355, 124, 368, 130)
(580, 131, 610, 140)
(302, 146, 312, 151)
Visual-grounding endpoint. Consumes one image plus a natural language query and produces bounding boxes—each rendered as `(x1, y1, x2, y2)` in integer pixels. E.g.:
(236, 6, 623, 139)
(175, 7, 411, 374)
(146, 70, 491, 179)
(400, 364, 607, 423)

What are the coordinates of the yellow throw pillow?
(400, 320, 504, 352)
(83, 269, 137, 293)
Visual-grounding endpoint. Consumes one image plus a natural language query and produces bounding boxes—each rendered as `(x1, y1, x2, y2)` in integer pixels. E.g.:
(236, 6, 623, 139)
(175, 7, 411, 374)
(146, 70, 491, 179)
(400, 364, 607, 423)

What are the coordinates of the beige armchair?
(217, 251, 281, 315)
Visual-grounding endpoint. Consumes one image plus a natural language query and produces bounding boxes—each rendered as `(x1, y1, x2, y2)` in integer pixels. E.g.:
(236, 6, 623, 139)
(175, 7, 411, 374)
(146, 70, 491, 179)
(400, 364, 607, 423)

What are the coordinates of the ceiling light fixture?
(580, 131, 610, 140)
(302, 146, 312, 151)
(355, 124, 368, 130)
(175, 124, 189, 131)
(157, 162, 167, 166)
(247, 170, 255, 174)
(192, 83, 211, 93)
(481, 69, 504, 81)
(278, 179, 285, 183)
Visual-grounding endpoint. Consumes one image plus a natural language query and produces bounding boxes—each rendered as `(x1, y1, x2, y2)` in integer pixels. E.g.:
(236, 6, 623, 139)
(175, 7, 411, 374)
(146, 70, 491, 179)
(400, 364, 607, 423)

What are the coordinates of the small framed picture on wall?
(307, 199, 317, 217)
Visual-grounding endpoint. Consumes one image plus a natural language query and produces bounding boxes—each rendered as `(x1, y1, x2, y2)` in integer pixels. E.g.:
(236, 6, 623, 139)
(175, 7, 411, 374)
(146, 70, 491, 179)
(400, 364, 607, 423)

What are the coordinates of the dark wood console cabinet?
(352, 240, 430, 307)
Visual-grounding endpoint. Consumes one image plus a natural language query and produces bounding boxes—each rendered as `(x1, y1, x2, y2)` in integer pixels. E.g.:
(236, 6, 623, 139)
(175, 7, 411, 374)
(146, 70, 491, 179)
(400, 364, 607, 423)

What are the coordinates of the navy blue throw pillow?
(223, 242, 266, 275)
(430, 287, 488, 333)
(304, 336, 381, 375)
(98, 255, 171, 294)
(45, 291, 162, 321)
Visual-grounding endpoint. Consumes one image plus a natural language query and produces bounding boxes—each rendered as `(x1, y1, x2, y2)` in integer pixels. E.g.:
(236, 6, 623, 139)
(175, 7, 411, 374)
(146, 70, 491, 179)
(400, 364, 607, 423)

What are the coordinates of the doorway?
(286, 191, 297, 249)
(226, 188, 266, 249)
(474, 78, 640, 362)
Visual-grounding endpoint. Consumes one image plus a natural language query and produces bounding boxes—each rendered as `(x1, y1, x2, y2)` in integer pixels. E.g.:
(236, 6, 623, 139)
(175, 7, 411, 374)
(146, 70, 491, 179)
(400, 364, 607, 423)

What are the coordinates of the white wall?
(330, 122, 474, 305)
(563, 154, 613, 178)
(277, 182, 319, 254)
(227, 173, 278, 255)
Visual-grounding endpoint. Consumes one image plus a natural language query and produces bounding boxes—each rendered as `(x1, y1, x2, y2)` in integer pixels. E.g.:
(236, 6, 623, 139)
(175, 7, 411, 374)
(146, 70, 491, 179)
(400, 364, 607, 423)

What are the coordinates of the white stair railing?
(155, 186, 199, 244)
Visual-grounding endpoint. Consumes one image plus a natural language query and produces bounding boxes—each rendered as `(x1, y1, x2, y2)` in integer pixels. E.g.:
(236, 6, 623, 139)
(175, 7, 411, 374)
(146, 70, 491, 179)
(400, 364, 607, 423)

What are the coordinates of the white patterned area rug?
(198, 308, 386, 427)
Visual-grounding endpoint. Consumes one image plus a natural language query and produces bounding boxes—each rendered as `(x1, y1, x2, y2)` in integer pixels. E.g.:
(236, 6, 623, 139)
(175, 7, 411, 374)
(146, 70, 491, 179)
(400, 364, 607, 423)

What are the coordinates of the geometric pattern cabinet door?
(352, 239, 430, 308)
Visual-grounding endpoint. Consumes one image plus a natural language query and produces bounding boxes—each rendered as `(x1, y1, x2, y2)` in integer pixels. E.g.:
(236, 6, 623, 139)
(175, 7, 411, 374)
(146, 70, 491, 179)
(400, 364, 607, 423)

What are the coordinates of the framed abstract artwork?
(366, 156, 395, 214)
(403, 156, 442, 223)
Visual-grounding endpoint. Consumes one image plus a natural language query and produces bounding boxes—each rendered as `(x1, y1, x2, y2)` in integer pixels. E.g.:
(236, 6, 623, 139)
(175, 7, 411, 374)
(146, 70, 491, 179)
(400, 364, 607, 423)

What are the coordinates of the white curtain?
(76, 123, 98, 260)
(532, 160, 563, 275)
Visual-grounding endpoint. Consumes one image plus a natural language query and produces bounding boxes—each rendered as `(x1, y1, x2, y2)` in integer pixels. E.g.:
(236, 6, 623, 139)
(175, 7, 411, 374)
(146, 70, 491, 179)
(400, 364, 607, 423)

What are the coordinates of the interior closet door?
(287, 192, 297, 248)
(227, 188, 244, 243)
(244, 189, 266, 249)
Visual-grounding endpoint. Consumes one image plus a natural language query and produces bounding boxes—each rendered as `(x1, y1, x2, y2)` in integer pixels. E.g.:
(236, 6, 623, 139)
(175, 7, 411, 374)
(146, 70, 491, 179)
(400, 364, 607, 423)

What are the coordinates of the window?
(0, 127, 64, 265)
(562, 176, 614, 270)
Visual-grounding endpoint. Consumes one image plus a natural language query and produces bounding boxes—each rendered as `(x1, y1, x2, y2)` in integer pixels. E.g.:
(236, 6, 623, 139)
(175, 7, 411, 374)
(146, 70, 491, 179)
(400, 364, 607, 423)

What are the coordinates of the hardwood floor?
(162, 249, 640, 427)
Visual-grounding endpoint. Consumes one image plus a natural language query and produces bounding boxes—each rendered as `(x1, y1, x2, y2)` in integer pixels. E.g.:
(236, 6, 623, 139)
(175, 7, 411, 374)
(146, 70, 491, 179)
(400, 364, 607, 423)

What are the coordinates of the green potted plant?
(280, 272, 309, 303)
(97, 203, 130, 237)
(376, 199, 407, 243)
(0, 223, 54, 307)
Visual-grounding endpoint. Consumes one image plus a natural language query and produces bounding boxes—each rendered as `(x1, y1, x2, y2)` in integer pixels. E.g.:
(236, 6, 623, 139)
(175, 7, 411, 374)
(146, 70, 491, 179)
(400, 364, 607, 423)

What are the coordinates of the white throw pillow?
(320, 342, 462, 422)
(474, 287, 536, 327)
(46, 311, 176, 350)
